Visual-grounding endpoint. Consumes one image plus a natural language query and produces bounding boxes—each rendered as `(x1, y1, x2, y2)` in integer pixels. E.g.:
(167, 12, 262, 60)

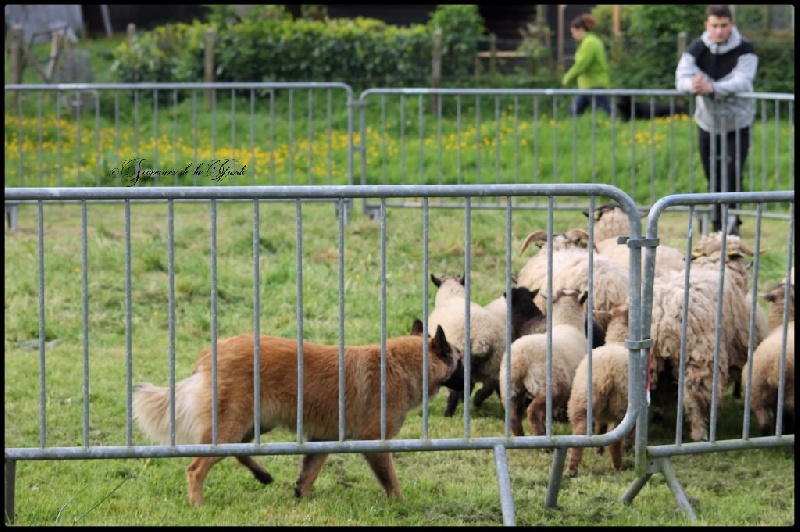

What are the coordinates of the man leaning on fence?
(675, 4, 758, 236)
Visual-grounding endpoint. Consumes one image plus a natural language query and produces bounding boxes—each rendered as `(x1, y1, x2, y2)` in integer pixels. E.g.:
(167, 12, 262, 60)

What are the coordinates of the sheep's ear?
(763, 292, 778, 303)
(730, 242, 758, 257)
(593, 310, 613, 329)
(431, 274, 442, 287)
(520, 230, 548, 255)
(579, 290, 589, 305)
(410, 318, 424, 336)
(690, 250, 704, 260)
(531, 288, 539, 298)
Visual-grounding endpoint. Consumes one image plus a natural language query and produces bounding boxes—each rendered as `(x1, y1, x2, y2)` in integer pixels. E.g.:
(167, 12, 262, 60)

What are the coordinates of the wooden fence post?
(677, 31, 687, 61)
(431, 27, 441, 114)
(205, 28, 215, 107)
(127, 23, 135, 46)
(8, 25, 24, 104)
(488, 33, 497, 75)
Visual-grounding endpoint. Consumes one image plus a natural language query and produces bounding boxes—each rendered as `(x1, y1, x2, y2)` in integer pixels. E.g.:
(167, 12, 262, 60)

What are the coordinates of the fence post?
(677, 31, 687, 61)
(488, 33, 497, 75)
(46, 31, 63, 81)
(127, 23, 135, 46)
(557, 5, 566, 73)
(8, 25, 24, 84)
(431, 27, 442, 114)
(205, 28, 215, 107)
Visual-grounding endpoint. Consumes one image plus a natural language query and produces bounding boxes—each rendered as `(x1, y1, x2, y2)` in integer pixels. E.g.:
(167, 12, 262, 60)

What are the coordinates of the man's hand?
(691, 73, 714, 95)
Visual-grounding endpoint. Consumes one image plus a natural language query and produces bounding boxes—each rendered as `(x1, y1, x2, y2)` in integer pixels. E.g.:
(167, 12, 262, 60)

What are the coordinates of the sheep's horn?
(520, 230, 548, 255)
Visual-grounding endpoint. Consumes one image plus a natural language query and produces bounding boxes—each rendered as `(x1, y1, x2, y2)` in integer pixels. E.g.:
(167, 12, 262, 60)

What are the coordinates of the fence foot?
(544, 447, 567, 509)
(5, 459, 16, 524)
(621, 472, 652, 504)
(493, 444, 516, 526)
(657, 457, 697, 522)
(6, 204, 18, 232)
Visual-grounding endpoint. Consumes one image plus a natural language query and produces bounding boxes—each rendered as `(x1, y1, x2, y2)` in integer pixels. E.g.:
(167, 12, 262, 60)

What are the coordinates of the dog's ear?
(410, 318, 424, 336)
(431, 325, 453, 363)
(431, 274, 442, 287)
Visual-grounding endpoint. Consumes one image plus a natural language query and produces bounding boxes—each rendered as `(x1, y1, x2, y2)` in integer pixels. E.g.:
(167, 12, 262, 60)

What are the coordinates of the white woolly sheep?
(742, 272, 795, 435)
(566, 303, 636, 477)
(516, 228, 629, 316)
(516, 228, 593, 300)
(583, 203, 685, 277)
(429, 273, 507, 417)
(648, 267, 731, 442)
(498, 288, 589, 436)
(689, 232, 770, 398)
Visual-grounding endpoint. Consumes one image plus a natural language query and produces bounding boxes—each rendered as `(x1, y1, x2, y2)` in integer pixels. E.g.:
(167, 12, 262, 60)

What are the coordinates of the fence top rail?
(5, 183, 639, 206)
(359, 88, 793, 100)
(4, 82, 353, 92)
(5, 83, 791, 101)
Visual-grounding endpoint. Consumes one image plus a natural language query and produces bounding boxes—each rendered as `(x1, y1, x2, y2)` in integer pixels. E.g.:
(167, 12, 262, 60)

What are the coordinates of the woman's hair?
(570, 14, 597, 31)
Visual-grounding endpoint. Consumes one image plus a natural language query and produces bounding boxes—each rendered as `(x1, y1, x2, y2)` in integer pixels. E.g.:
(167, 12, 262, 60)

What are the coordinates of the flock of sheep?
(426, 203, 794, 477)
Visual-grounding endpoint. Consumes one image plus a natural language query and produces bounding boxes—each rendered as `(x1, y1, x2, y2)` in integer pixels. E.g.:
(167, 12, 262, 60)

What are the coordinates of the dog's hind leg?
(295, 452, 329, 498)
(363, 452, 402, 499)
(186, 456, 225, 507)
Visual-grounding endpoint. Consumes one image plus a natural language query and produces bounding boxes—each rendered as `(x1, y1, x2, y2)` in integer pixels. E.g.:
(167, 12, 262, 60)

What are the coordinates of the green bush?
(109, 5, 792, 93)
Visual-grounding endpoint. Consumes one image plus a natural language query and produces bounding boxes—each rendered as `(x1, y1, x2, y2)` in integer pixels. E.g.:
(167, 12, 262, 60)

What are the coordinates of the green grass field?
(4, 199, 794, 526)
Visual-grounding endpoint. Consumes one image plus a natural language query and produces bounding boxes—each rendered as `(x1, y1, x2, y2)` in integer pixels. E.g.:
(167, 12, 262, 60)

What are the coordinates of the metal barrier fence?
(623, 190, 795, 520)
(4, 184, 650, 525)
(4, 83, 795, 228)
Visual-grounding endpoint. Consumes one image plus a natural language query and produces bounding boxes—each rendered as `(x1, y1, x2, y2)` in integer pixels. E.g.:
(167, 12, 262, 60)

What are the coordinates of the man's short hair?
(706, 5, 733, 20)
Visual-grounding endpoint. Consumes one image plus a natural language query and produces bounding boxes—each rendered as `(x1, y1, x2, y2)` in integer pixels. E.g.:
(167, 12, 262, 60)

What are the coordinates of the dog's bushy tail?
(133, 372, 207, 444)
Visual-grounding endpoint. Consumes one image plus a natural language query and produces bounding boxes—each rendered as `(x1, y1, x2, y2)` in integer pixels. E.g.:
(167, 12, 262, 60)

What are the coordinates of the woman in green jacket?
(561, 14, 613, 116)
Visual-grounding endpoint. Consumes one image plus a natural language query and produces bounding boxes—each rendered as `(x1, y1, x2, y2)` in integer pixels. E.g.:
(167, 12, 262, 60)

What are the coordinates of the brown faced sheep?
(742, 269, 794, 436)
(498, 288, 589, 436)
(583, 203, 685, 277)
(566, 303, 637, 477)
(429, 273, 507, 417)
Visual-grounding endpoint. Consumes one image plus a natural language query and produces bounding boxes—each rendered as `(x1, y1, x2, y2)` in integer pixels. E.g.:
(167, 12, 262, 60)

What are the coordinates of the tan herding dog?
(133, 319, 462, 506)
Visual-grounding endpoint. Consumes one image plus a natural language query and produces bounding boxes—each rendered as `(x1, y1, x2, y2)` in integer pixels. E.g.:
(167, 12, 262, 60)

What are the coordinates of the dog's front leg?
(294, 452, 329, 498)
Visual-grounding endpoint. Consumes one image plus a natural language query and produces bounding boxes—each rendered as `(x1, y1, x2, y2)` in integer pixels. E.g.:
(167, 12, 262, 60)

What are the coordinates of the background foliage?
(108, 5, 794, 93)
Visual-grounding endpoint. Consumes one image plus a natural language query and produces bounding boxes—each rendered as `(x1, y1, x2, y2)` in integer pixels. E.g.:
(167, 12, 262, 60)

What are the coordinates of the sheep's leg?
(754, 408, 772, 436)
(604, 422, 623, 470)
(443, 388, 463, 417)
(683, 386, 710, 442)
(622, 427, 635, 453)
(508, 393, 526, 436)
(566, 415, 587, 478)
(782, 410, 795, 435)
(472, 381, 495, 407)
(595, 422, 606, 455)
(527, 396, 547, 436)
